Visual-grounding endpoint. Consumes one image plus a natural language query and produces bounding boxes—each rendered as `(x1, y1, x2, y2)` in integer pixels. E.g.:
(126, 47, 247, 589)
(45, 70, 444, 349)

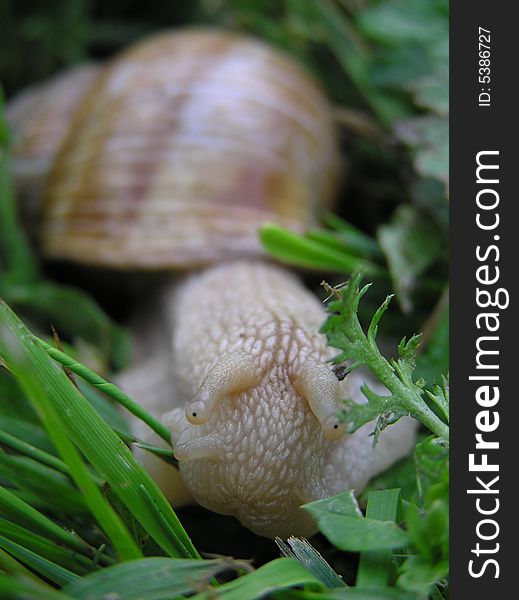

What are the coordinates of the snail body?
(127, 261, 416, 538)
(7, 29, 417, 538)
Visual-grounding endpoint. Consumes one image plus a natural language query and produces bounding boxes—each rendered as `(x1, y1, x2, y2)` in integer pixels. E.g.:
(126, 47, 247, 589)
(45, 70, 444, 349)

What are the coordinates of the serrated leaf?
(341, 384, 406, 436)
(425, 378, 449, 424)
(321, 274, 449, 443)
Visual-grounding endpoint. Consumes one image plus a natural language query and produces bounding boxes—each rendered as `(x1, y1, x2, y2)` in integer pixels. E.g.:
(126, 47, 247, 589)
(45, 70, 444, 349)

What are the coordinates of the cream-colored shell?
(121, 261, 418, 538)
(5, 65, 100, 222)
(6, 65, 100, 190)
(36, 29, 338, 269)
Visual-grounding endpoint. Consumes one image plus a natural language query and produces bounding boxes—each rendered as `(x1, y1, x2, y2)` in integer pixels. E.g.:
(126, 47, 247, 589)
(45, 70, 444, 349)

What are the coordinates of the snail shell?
(8, 29, 338, 269)
(5, 65, 100, 226)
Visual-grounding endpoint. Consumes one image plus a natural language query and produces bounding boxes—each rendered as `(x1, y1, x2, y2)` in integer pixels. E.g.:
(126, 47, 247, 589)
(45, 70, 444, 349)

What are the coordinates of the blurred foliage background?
(1, 0, 448, 336)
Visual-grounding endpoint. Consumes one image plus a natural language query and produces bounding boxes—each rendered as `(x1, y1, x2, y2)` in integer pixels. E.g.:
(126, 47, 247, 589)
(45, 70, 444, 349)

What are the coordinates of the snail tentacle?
(186, 352, 259, 424)
(294, 359, 347, 441)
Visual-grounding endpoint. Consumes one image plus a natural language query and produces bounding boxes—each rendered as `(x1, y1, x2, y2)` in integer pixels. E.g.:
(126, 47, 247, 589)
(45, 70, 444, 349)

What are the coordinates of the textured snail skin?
(121, 260, 417, 538)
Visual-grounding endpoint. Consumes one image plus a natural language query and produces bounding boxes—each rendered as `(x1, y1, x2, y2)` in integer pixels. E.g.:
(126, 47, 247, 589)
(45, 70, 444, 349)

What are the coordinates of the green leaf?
(190, 558, 323, 600)
(0, 428, 67, 473)
(357, 0, 447, 47)
(0, 343, 142, 560)
(398, 555, 448, 595)
(303, 491, 409, 552)
(356, 489, 402, 587)
(377, 206, 444, 313)
(360, 454, 418, 504)
(398, 451, 448, 596)
(394, 116, 449, 189)
(78, 380, 133, 438)
(63, 557, 248, 600)
(323, 213, 383, 259)
(409, 72, 448, 117)
(36, 338, 170, 445)
(369, 43, 430, 90)
(425, 379, 449, 425)
(259, 223, 382, 275)
(340, 385, 407, 439)
(414, 436, 448, 503)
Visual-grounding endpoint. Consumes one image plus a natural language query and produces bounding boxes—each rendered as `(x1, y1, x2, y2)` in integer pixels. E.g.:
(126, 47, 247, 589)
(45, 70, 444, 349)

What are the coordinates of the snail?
(6, 29, 417, 539)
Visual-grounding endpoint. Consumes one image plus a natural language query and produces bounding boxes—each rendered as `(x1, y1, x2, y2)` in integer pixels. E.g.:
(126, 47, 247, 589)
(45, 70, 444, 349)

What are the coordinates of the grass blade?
(63, 557, 247, 599)
(35, 337, 171, 445)
(190, 558, 323, 600)
(0, 89, 39, 285)
(0, 546, 40, 580)
(0, 300, 198, 559)
(0, 519, 94, 575)
(356, 489, 401, 587)
(276, 537, 346, 588)
(0, 453, 89, 516)
(0, 417, 53, 453)
(0, 428, 68, 474)
(259, 223, 382, 275)
(0, 534, 79, 586)
(0, 486, 102, 562)
(1, 364, 142, 560)
(0, 573, 74, 599)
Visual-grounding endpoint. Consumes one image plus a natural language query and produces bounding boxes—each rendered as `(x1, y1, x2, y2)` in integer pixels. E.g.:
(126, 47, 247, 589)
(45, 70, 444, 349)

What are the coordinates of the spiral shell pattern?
(38, 29, 338, 269)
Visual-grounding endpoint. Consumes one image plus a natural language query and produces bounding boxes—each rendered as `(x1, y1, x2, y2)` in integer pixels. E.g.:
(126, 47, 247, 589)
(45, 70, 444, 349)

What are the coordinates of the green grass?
(0, 282, 448, 599)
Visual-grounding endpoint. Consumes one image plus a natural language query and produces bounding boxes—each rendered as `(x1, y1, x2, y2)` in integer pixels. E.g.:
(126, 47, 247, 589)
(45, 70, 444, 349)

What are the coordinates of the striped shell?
(6, 65, 100, 224)
(12, 29, 339, 269)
